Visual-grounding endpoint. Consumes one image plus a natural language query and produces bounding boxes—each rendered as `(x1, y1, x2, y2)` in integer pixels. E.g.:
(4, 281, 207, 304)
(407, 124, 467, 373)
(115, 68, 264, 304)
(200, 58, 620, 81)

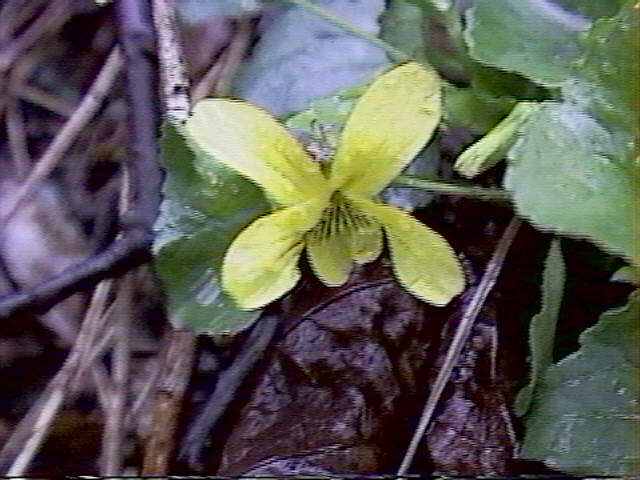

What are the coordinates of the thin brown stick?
(141, 329, 196, 475)
(191, 18, 254, 102)
(7, 48, 41, 88)
(397, 216, 523, 476)
(84, 322, 117, 375)
(125, 353, 164, 428)
(70, 281, 114, 388)
(214, 18, 254, 96)
(0, 0, 70, 72)
(6, 98, 31, 177)
(191, 59, 225, 104)
(98, 157, 135, 475)
(0, 0, 45, 43)
(13, 84, 75, 117)
(92, 361, 116, 413)
(115, 0, 162, 224)
(0, 0, 162, 322)
(100, 278, 133, 475)
(0, 279, 114, 475)
(180, 315, 279, 470)
(4, 389, 64, 477)
(0, 47, 123, 232)
(0, 49, 41, 118)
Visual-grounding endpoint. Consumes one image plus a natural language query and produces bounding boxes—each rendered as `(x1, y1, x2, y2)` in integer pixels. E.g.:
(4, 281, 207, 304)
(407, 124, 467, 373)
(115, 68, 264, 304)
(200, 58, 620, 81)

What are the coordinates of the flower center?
(309, 193, 372, 242)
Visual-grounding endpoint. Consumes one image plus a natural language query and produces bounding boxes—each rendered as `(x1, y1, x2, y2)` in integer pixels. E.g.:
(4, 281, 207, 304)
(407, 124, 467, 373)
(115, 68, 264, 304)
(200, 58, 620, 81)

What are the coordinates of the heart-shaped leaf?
(153, 124, 269, 334)
(520, 289, 640, 475)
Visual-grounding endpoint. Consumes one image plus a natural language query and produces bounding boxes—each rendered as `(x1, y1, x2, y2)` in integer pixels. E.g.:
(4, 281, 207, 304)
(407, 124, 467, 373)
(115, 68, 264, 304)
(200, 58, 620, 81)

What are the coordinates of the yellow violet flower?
(186, 62, 464, 310)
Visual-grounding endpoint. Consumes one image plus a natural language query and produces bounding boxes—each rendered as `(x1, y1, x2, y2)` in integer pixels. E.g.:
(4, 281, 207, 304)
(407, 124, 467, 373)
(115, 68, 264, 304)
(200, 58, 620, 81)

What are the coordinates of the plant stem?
(287, 0, 408, 61)
(392, 175, 512, 203)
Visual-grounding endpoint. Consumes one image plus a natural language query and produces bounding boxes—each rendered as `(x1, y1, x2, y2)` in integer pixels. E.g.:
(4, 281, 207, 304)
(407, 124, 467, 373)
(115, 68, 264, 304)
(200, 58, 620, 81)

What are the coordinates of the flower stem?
(393, 175, 513, 203)
(286, 0, 408, 62)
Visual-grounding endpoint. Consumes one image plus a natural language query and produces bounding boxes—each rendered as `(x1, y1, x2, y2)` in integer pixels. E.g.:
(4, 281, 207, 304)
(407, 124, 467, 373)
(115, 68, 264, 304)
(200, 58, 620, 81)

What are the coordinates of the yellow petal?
(355, 199, 464, 306)
(222, 200, 325, 310)
(331, 62, 442, 198)
(306, 230, 353, 287)
(186, 98, 330, 206)
(350, 223, 383, 265)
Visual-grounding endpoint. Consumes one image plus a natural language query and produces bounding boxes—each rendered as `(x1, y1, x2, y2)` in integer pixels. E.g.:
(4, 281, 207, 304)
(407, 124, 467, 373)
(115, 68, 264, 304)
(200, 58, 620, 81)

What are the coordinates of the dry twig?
(191, 58, 225, 104)
(0, 47, 123, 232)
(179, 315, 279, 471)
(0, 0, 163, 320)
(0, 0, 45, 44)
(214, 18, 254, 96)
(137, 0, 198, 475)
(152, 0, 190, 123)
(12, 84, 75, 117)
(397, 216, 523, 476)
(5, 98, 31, 177)
(192, 18, 254, 102)
(0, 281, 113, 475)
(100, 277, 133, 475)
(1, 0, 165, 475)
(0, 0, 71, 72)
(141, 329, 196, 475)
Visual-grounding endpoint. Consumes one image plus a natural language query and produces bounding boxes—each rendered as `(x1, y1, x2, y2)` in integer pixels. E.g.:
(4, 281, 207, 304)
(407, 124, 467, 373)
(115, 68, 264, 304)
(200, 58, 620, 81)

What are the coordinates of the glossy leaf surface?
(153, 124, 269, 333)
(504, 102, 639, 265)
(467, 1, 639, 265)
(520, 290, 640, 475)
(465, 0, 590, 86)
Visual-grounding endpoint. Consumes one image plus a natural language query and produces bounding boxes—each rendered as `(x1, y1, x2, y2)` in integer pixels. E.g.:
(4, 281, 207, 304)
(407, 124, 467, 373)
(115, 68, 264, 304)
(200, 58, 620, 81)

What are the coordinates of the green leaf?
(454, 101, 539, 178)
(515, 239, 566, 417)
(504, 102, 640, 265)
(564, 0, 640, 138)
(381, 0, 468, 81)
(380, 0, 429, 64)
(554, 0, 627, 20)
(442, 83, 516, 134)
(464, 0, 590, 86)
(382, 0, 544, 137)
(153, 124, 269, 334)
(500, 2, 640, 265)
(520, 290, 640, 475)
(154, 209, 261, 333)
(159, 122, 268, 219)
